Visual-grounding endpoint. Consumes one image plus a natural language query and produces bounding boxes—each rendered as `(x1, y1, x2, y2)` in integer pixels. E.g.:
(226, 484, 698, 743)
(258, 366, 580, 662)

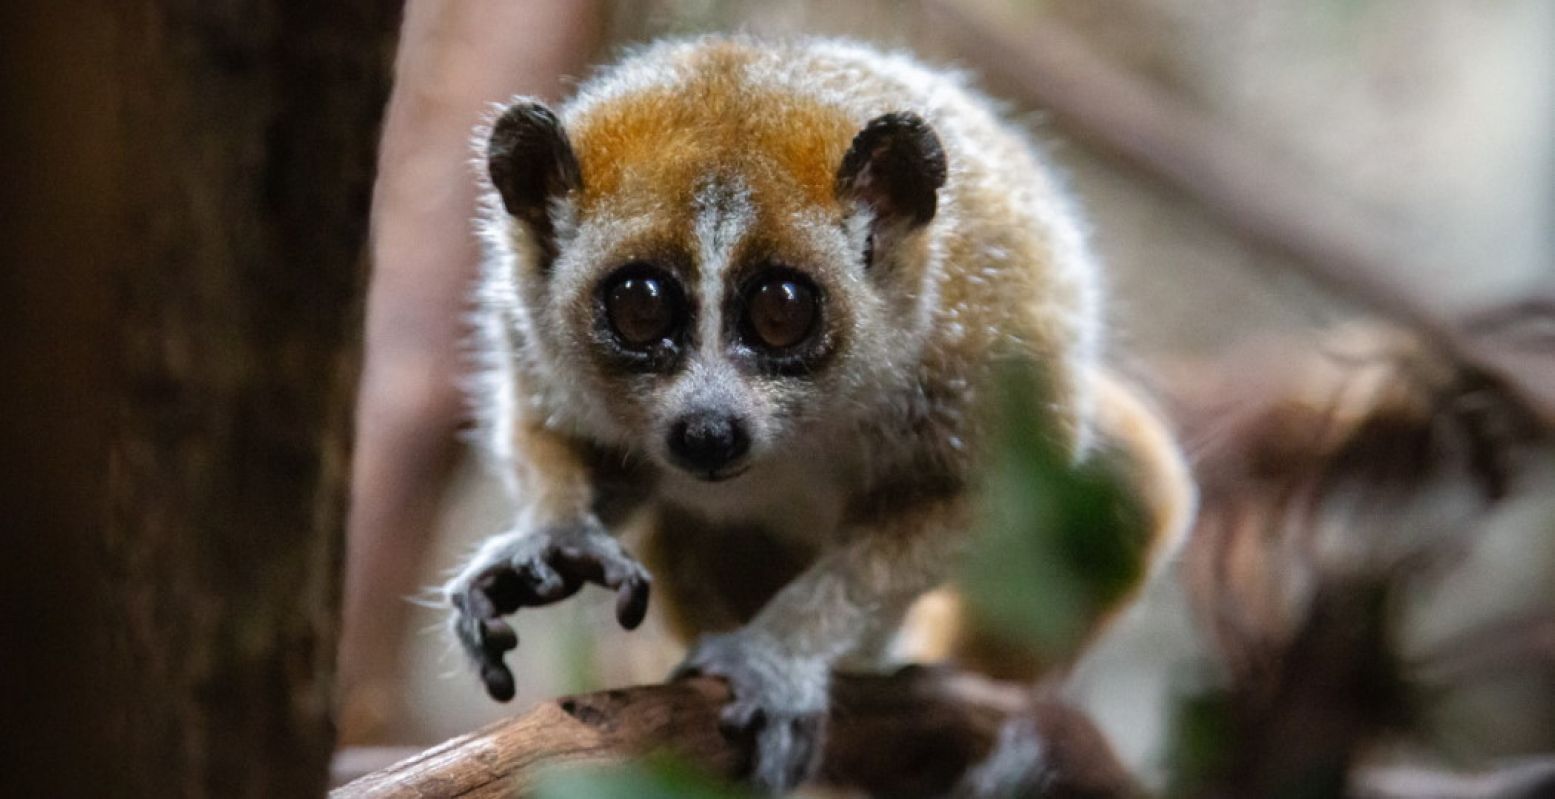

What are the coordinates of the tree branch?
(923, 0, 1555, 425)
(331, 670, 1136, 799)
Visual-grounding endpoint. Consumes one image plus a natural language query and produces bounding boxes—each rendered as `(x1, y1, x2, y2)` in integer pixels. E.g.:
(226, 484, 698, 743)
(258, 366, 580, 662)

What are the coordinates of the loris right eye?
(603, 266, 684, 349)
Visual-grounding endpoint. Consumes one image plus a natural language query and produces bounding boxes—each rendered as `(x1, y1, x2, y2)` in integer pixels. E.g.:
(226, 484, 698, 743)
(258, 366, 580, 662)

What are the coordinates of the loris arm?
(497, 416, 596, 525)
(446, 417, 651, 701)
(756, 495, 970, 660)
(676, 490, 970, 792)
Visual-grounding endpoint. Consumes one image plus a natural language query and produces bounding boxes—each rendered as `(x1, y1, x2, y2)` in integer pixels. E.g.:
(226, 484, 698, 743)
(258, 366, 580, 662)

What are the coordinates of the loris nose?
(667, 411, 750, 477)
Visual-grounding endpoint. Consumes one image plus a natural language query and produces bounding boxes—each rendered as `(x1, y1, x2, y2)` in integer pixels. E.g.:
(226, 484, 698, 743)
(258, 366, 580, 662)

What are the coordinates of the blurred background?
(7, 0, 1546, 796)
(340, 0, 1554, 792)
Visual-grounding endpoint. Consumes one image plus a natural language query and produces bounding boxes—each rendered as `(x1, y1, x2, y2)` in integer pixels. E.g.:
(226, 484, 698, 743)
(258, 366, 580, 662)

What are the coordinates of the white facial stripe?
(692, 175, 755, 351)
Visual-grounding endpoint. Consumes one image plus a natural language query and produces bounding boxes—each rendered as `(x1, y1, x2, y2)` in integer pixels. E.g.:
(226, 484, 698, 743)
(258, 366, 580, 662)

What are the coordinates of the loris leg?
(901, 369, 1195, 681)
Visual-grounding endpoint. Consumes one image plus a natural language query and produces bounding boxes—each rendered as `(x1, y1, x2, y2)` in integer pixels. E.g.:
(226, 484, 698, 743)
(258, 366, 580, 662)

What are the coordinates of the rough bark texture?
(2, 1, 397, 796)
(107, 3, 398, 796)
(333, 672, 1137, 799)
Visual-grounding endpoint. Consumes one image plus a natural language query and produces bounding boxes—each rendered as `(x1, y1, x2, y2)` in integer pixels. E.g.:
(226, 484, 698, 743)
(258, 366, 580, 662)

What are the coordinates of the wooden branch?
(924, 0, 1449, 331)
(332, 671, 1136, 799)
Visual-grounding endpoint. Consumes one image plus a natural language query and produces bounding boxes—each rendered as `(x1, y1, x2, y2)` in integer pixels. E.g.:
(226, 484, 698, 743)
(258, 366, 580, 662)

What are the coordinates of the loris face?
(484, 96, 946, 482)
(550, 178, 857, 482)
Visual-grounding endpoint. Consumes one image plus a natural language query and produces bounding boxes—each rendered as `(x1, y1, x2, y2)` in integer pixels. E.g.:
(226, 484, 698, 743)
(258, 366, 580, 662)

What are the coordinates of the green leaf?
(533, 756, 752, 799)
(959, 361, 1152, 656)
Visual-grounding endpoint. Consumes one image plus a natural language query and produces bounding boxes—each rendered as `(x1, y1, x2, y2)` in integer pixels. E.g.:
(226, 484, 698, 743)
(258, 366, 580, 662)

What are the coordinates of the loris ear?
(487, 100, 582, 265)
(835, 112, 947, 265)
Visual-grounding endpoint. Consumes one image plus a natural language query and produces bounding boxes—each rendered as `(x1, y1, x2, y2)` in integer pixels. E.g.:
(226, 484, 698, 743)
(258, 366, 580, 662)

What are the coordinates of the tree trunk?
(1, 1, 398, 796)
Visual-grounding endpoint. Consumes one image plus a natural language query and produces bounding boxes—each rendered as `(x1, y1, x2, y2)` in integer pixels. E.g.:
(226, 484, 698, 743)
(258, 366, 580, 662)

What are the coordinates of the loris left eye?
(742, 271, 819, 351)
(604, 264, 684, 348)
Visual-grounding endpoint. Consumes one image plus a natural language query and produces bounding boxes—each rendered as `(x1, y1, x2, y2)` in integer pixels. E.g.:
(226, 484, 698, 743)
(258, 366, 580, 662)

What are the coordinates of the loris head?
(482, 75, 946, 482)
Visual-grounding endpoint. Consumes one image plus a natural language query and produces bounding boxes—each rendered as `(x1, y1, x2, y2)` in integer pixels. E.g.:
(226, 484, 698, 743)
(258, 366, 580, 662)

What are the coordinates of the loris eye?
(604, 266, 683, 348)
(743, 272, 819, 351)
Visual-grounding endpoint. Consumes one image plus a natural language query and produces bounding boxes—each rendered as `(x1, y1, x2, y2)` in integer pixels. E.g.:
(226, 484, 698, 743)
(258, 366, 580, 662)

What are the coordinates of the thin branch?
(1415, 613, 1555, 685)
(923, 0, 1555, 424)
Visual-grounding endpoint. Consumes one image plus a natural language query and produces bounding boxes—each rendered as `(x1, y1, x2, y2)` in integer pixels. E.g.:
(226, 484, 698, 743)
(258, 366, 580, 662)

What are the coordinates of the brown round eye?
(606, 273, 677, 347)
(746, 277, 818, 350)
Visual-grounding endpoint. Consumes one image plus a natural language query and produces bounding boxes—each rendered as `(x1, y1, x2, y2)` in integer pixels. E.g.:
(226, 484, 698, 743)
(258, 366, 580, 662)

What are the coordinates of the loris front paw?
(674, 630, 829, 795)
(446, 517, 651, 701)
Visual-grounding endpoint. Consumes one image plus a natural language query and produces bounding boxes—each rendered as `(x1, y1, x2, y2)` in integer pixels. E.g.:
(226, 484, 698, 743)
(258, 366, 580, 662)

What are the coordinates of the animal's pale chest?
(653, 441, 853, 550)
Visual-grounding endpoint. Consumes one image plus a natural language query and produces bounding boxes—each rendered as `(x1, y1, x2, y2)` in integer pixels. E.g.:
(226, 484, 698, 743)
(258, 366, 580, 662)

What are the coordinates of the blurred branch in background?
(925, 0, 1555, 423)
(339, 0, 604, 745)
(1168, 326, 1552, 798)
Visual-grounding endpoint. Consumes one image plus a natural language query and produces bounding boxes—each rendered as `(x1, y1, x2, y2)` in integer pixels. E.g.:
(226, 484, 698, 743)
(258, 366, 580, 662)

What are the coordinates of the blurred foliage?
(1165, 685, 1355, 799)
(1167, 691, 1239, 797)
(1165, 569, 1414, 797)
(534, 756, 751, 799)
(959, 360, 1152, 657)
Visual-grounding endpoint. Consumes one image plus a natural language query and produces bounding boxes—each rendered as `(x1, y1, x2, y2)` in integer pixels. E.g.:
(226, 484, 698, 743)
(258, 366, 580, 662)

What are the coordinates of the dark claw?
(512, 556, 569, 604)
(480, 662, 515, 702)
(745, 713, 826, 794)
(783, 715, 825, 790)
(451, 527, 653, 703)
(481, 618, 518, 652)
(450, 583, 520, 701)
(615, 578, 650, 629)
(719, 700, 765, 739)
(676, 632, 827, 794)
(551, 542, 650, 630)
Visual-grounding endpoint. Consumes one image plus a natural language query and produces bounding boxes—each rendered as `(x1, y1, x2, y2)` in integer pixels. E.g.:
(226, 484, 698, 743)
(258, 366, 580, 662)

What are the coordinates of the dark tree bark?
(1, 2, 397, 796)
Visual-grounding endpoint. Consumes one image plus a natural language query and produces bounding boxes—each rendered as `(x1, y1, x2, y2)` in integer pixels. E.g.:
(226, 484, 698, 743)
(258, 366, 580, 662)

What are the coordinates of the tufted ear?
(487, 100, 582, 264)
(835, 112, 947, 265)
